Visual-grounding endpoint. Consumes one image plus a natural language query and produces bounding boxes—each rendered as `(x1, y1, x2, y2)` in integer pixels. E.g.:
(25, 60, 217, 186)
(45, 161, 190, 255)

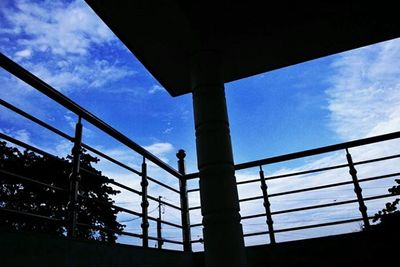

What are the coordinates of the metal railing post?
(259, 165, 276, 244)
(141, 157, 149, 247)
(177, 149, 192, 252)
(157, 196, 164, 249)
(346, 148, 370, 230)
(67, 116, 82, 238)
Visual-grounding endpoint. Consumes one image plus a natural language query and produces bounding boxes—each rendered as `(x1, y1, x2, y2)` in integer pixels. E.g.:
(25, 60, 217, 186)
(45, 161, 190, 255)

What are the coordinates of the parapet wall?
(1, 228, 397, 267)
(0, 229, 193, 267)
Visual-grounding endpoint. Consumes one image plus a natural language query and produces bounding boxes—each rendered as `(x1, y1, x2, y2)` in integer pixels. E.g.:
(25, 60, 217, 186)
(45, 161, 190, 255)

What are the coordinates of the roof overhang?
(85, 1, 400, 96)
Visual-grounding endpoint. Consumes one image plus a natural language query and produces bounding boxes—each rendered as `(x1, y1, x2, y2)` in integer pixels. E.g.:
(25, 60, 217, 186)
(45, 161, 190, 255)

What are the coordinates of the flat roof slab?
(86, 1, 400, 96)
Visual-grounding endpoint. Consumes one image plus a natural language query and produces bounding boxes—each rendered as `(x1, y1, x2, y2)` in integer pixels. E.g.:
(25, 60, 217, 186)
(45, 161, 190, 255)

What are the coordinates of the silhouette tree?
(0, 141, 124, 243)
(371, 178, 400, 231)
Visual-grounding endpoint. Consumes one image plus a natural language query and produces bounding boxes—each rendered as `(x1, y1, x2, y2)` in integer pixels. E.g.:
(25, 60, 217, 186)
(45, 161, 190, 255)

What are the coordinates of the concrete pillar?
(191, 50, 247, 267)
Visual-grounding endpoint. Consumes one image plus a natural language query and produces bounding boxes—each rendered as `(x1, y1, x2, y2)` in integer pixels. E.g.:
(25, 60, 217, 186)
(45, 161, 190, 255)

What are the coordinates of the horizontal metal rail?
(148, 236, 184, 245)
(271, 194, 393, 216)
(237, 170, 400, 204)
(0, 207, 65, 223)
(79, 168, 181, 211)
(77, 222, 143, 239)
(188, 152, 400, 188)
(190, 223, 203, 228)
(107, 179, 143, 196)
(81, 143, 141, 176)
(0, 132, 65, 162)
(185, 172, 199, 180)
(269, 172, 400, 198)
(0, 99, 74, 141)
(237, 163, 349, 186)
(0, 169, 67, 192)
(147, 195, 181, 211)
(243, 216, 371, 237)
(187, 188, 200, 193)
(148, 215, 182, 229)
(0, 52, 182, 179)
(79, 222, 184, 245)
(78, 194, 143, 217)
(147, 175, 180, 194)
(234, 131, 400, 171)
(354, 153, 400, 167)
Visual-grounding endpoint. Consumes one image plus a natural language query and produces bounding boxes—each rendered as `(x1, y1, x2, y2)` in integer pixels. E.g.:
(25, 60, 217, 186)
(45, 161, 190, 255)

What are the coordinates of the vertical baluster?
(177, 149, 192, 252)
(68, 116, 82, 238)
(141, 157, 149, 247)
(346, 148, 370, 230)
(157, 196, 164, 249)
(259, 165, 276, 244)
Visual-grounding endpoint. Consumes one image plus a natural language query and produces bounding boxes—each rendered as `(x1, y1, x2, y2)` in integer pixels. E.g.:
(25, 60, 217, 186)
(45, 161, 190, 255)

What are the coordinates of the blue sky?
(1, 0, 400, 250)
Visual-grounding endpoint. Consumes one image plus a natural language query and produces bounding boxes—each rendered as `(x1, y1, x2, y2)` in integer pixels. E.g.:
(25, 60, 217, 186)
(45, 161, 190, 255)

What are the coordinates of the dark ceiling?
(85, 1, 400, 96)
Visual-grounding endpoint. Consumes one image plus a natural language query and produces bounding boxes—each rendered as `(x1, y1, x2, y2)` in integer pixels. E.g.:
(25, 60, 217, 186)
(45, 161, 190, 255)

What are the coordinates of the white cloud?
(2, 0, 115, 56)
(0, 128, 32, 145)
(15, 48, 32, 59)
(148, 84, 165, 94)
(144, 142, 174, 158)
(326, 38, 400, 140)
(0, 0, 136, 94)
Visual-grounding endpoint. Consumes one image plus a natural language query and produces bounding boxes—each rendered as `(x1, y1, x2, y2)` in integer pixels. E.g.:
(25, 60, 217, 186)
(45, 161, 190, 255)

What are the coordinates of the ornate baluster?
(259, 166, 276, 244)
(346, 148, 370, 230)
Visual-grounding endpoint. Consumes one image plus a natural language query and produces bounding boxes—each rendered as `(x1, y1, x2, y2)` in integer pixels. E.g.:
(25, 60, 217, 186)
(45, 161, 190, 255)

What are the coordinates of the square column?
(191, 50, 247, 267)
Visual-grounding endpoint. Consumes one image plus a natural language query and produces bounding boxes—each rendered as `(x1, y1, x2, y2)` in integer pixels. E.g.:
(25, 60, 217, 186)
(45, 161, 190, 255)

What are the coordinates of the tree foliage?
(0, 141, 124, 243)
(371, 178, 400, 231)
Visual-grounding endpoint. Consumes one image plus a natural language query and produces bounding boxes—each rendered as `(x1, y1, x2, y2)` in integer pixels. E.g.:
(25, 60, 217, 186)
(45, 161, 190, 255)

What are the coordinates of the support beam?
(191, 50, 247, 267)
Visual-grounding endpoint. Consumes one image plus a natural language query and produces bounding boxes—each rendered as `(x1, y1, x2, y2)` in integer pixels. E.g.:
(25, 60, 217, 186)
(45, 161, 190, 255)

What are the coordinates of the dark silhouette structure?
(1, 1, 400, 266)
(83, 1, 400, 266)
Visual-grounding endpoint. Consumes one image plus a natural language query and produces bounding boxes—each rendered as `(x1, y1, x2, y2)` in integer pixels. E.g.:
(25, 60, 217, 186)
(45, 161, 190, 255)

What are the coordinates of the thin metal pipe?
(0, 207, 65, 223)
(147, 194, 181, 211)
(0, 99, 73, 141)
(0, 169, 67, 192)
(147, 175, 180, 194)
(238, 163, 349, 185)
(81, 143, 141, 176)
(271, 194, 393, 216)
(187, 188, 200, 193)
(234, 131, 400, 170)
(0, 132, 63, 161)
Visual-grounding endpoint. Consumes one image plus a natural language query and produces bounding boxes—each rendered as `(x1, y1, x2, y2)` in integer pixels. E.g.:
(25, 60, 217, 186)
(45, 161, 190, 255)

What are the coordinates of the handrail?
(0, 52, 182, 179)
(234, 131, 400, 170)
(0, 169, 68, 192)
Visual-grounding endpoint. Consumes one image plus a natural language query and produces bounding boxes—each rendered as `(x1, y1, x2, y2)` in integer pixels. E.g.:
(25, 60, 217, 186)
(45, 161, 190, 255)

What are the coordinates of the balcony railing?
(186, 131, 400, 249)
(1, 52, 399, 252)
(0, 53, 191, 251)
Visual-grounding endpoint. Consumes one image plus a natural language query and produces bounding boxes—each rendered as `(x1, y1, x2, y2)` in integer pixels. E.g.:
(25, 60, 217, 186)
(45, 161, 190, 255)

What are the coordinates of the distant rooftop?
(86, 1, 400, 96)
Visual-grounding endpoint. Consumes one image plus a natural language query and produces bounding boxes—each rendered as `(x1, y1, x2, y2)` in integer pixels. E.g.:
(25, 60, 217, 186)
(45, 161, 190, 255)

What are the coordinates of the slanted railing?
(0, 53, 192, 251)
(186, 131, 400, 248)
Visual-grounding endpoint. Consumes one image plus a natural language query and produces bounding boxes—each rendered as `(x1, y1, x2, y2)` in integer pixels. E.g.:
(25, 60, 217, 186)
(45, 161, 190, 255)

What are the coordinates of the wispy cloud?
(1, 0, 114, 56)
(148, 84, 165, 94)
(0, 0, 136, 94)
(326, 38, 400, 140)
